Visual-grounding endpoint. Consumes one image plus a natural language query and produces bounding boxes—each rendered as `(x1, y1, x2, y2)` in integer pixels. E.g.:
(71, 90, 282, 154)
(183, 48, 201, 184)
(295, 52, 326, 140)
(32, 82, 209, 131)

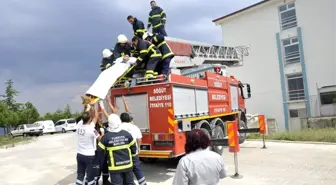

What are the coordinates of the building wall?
(217, 0, 336, 131)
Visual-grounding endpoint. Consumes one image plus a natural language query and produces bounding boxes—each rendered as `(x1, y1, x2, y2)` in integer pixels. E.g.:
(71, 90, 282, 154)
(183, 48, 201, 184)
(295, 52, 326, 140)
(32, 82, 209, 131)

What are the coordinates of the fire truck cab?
(106, 37, 251, 159)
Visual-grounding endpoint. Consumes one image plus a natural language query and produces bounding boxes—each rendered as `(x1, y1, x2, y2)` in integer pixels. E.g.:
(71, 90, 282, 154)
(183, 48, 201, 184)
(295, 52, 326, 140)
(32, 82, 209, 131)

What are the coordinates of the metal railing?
(288, 89, 305, 101)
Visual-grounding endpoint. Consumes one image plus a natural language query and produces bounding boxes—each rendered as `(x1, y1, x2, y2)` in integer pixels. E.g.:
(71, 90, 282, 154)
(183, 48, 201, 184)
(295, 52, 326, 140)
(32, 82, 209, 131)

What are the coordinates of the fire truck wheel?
(239, 120, 248, 144)
(212, 126, 225, 155)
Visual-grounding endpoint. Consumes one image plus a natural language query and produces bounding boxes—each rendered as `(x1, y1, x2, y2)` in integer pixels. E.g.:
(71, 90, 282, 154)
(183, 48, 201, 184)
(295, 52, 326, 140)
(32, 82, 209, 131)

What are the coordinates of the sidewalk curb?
(247, 139, 336, 145)
(1, 137, 38, 149)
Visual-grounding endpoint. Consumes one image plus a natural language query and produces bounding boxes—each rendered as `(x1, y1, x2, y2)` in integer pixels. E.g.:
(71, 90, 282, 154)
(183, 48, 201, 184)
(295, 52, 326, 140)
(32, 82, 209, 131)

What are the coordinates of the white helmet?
(117, 34, 128, 44)
(102, 49, 113, 58)
(142, 32, 153, 40)
(108, 114, 122, 130)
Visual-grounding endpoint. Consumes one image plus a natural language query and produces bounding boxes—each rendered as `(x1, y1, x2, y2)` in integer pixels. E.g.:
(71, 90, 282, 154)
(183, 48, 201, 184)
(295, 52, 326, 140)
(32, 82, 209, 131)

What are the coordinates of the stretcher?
(84, 57, 137, 104)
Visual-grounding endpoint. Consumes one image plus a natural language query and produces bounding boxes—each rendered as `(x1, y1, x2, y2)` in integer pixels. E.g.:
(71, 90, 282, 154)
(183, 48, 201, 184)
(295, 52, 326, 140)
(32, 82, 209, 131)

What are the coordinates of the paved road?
(0, 133, 335, 185)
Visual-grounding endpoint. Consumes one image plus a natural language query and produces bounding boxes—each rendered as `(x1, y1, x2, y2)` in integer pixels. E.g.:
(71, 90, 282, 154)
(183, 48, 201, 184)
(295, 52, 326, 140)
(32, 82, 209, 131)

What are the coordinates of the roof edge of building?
(212, 0, 271, 24)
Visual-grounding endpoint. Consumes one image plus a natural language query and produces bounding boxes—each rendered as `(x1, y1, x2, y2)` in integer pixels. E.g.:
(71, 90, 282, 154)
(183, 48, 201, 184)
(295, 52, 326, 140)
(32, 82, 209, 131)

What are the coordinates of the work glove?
(100, 128, 105, 135)
(98, 100, 105, 110)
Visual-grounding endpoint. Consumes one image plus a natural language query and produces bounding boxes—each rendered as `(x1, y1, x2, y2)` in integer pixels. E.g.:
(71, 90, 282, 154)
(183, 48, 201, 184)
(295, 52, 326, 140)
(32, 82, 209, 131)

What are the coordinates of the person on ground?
(100, 49, 115, 72)
(98, 114, 137, 185)
(76, 104, 104, 185)
(143, 32, 173, 75)
(118, 96, 147, 185)
(91, 101, 111, 185)
(127, 15, 146, 39)
(147, 0, 167, 36)
(131, 36, 162, 80)
(172, 129, 228, 185)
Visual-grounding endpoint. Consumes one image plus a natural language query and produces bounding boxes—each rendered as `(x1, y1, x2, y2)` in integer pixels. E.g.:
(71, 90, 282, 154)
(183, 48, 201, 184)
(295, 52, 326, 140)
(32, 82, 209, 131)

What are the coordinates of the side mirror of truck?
(241, 83, 251, 99)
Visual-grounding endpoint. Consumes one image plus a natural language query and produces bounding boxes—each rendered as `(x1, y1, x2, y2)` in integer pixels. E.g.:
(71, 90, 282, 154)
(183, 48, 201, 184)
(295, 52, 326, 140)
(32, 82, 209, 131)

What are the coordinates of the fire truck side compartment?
(114, 94, 150, 132)
(172, 86, 209, 118)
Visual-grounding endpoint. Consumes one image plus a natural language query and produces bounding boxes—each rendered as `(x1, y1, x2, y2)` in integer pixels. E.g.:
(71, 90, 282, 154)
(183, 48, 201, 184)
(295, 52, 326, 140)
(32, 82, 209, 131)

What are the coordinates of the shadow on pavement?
(55, 159, 179, 185)
(141, 158, 179, 183)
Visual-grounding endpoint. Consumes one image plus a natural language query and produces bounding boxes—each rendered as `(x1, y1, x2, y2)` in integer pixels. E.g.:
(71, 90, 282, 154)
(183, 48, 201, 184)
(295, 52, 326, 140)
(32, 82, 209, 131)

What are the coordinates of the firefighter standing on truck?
(98, 114, 137, 185)
(127, 15, 146, 39)
(143, 32, 174, 75)
(147, 0, 167, 36)
(100, 49, 115, 72)
(131, 36, 162, 80)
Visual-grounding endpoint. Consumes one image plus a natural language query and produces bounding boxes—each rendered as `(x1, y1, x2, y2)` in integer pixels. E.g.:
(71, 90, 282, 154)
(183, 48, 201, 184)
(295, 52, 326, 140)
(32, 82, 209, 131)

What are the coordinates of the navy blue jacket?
(132, 18, 146, 38)
(150, 34, 174, 59)
(147, 6, 166, 29)
(135, 39, 162, 65)
(113, 43, 132, 59)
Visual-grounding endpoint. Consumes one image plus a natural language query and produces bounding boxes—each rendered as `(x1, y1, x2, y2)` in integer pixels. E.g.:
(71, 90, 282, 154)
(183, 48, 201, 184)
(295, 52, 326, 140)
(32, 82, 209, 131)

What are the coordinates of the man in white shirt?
(119, 112, 147, 185)
(76, 106, 104, 185)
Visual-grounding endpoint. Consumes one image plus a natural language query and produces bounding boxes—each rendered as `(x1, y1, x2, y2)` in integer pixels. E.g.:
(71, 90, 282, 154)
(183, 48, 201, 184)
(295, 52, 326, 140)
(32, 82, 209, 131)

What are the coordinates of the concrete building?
(213, 0, 336, 131)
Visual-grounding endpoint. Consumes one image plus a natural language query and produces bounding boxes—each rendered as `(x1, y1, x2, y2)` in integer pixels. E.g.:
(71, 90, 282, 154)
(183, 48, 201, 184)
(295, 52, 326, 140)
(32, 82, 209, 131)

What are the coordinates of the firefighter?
(118, 96, 147, 185)
(75, 105, 103, 185)
(143, 32, 174, 75)
(131, 36, 162, 80)
(147, 0, 167, 36)
(127, 15, 146, 39)
(100, 49, 114, 72)
(98, 114, 137, 185)
(113, 34, 132, 59)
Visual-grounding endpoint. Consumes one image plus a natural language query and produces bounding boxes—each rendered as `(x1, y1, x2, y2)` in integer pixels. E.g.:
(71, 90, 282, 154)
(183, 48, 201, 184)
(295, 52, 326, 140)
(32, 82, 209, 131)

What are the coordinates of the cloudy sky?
(0, 0, 261, 114)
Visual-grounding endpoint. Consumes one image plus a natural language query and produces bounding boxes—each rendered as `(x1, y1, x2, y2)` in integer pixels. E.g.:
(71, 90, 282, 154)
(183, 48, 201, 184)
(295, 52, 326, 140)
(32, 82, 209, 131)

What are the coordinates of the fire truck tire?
(212, 126, 225, 155)
(239, 120, 248, 144)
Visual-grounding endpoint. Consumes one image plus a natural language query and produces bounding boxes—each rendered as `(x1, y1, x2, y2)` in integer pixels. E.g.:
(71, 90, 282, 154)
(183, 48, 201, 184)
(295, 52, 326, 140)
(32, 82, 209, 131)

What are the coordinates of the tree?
(18, 102, 40, 124)
(63, 104, 72, 119)
(1, 79, 20, 111)
(0, 102, 19, 133)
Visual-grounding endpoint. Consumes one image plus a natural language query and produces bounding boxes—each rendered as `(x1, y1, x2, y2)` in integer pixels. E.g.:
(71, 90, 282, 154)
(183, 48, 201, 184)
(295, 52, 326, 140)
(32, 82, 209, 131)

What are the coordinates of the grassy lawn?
(247, 128, 336, 143)
(0, 135, 32, 146)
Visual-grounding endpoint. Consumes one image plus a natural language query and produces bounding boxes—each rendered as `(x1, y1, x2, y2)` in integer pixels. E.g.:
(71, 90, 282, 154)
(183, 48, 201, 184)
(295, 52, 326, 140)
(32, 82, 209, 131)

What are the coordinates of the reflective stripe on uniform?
(136, 29, 146, 33)
(98, 142, 105, 150)
(105, 63, 111, 68)
(137, 57, 143, 61)
(106, 140, 135, 171)
(153, 23, 163, 28)
(162, 52, 174, 59)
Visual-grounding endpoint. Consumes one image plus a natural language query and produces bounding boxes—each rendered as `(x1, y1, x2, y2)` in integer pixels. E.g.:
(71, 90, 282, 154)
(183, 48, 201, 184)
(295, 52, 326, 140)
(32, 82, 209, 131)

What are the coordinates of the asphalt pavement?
(0, 132, 335, 185)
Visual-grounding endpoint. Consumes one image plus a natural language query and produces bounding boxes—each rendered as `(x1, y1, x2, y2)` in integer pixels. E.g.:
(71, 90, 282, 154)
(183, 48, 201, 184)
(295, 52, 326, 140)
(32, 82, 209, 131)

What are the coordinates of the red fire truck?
(106, 37, 251, 160)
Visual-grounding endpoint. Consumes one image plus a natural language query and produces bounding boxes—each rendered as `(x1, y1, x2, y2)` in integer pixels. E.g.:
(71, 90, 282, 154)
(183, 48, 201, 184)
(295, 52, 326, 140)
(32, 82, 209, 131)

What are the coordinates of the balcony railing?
(281, 15, 297, 30)
(288, 89, 305, 101)
(285, 50, 300, 64)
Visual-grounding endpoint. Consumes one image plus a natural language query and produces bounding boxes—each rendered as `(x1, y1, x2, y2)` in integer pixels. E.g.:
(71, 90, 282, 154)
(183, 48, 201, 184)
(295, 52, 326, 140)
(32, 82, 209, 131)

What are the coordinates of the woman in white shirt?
(76, 105, 103, 185)
(173, 129, 227, 185)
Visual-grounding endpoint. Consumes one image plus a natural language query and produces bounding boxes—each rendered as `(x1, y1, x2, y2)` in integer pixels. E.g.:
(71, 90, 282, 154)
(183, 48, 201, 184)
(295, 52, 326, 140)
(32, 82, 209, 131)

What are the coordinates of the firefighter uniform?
(132, 18, 146, 39)
(134, 39, 162, 79)
(98, 130, 137, 185)
(93, 122, 110, 185)
(149, 33, 174, 75)
(147, 6, 167, 36)
(113, 43, 132, 59)
(100, 57, 114, 72)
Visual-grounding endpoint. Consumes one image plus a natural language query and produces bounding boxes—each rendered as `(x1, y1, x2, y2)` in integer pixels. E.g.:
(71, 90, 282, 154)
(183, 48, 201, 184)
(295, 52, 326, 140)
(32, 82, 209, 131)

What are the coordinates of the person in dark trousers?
(131, 36, 162, 80)
(100, 49, 115, 72)
(147, 0, 167, 36)
(113, 34, 132, 59)
(127, 15, 146, 39)
(75, 104, 104, 185)
(98, 114, 137, 185)
(143, 32, 173, 75)
(117, 96, 147, 185)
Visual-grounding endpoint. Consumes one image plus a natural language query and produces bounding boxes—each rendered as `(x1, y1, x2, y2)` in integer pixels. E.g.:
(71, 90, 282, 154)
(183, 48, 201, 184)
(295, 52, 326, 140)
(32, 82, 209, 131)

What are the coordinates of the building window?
(282, 37, 300, 65)
(289, 108, 307, 118)
(320, 91, 336, 105)
(287, 73, 305, 101)
(279, 2, 297, 30)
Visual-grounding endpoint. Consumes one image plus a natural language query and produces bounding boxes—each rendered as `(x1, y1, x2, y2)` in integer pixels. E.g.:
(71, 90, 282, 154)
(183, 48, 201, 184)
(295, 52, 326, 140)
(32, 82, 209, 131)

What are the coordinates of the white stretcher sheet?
(86, 57, 136, 100)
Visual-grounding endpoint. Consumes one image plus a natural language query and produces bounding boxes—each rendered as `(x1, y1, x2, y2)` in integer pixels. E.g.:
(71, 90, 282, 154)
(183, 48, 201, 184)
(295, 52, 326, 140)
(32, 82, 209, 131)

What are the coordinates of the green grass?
(0, 135, 32, 146)
(247, 128, 336, 143)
